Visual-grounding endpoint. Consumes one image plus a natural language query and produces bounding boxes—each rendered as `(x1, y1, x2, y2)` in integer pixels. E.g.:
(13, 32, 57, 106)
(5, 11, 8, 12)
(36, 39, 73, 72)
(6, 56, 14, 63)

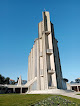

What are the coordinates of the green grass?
(0, 94, 52, 106)
(0, 94, 80, 106)
(76, 94, 80, 95)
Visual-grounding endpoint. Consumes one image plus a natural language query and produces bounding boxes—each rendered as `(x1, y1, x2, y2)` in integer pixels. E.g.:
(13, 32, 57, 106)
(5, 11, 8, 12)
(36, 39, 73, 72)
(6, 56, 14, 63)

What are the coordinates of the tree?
(0, 74, 2, 84)
(0, 74, 5, 84)
(5, 77, 10, 84)
(0, 74, 10, 84)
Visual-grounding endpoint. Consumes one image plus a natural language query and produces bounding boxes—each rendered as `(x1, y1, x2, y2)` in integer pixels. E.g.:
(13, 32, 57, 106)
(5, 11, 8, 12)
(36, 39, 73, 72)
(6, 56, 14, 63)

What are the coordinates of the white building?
(27, 11, 67, 92)
(0, 11, 68, 94)
(70, 78, 80, 92)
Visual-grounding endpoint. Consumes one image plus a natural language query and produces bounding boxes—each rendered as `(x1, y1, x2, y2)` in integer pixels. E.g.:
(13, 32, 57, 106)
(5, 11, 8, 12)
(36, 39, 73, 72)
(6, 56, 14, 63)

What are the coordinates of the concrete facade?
(27, 11, 67, 92)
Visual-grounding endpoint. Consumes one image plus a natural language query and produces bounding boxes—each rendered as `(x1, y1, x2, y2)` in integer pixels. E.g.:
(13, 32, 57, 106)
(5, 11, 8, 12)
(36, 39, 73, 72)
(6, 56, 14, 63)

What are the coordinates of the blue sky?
(0, 0, 80, 82)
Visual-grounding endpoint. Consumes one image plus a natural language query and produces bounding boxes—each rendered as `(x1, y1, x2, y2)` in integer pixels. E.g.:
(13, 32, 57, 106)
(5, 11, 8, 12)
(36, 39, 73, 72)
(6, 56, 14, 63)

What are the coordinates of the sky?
(0, 0, 80, 82)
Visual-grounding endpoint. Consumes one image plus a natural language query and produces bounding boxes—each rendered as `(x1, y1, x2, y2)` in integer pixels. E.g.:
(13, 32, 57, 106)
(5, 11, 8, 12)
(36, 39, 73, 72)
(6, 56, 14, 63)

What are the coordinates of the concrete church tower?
(27, 11, 67, 92)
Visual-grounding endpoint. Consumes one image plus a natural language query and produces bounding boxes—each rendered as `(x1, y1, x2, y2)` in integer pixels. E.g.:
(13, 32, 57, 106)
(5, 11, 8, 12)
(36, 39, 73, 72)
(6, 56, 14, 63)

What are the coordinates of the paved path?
(28, 89, 80, 99)
(61, 92, 80, 99)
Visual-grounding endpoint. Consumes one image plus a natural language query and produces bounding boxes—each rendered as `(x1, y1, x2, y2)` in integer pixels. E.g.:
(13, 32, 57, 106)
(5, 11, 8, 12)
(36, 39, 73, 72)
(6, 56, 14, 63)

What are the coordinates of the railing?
(70, 83, 80, 86)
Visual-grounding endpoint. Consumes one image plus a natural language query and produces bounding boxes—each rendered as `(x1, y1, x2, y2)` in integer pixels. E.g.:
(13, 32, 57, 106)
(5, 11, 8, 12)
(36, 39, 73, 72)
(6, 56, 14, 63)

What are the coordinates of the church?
(27, 11, 67, 92)
(0, 11, 68, 94)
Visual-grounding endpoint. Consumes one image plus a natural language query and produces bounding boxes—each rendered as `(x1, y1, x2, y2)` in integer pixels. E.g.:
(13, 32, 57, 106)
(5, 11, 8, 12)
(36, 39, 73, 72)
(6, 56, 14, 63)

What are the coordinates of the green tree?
(5, 77, 10, 84)
(0, 74, 5, 84)
(0, 74, 10, 84)
(0, 74, 2, 84)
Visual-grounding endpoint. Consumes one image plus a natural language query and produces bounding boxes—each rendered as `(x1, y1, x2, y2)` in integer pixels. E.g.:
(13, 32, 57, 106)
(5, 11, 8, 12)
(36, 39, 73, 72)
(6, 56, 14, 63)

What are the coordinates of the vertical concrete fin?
(17, 75, 22, 86)
(42, 11, 51, 31)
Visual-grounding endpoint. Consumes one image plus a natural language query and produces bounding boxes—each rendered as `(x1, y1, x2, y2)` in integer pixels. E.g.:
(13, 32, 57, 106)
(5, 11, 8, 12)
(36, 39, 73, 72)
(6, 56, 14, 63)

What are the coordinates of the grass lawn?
(0, 94, 52, 106)
(0, 94, 80, 106)
(77, 94, 80, 95)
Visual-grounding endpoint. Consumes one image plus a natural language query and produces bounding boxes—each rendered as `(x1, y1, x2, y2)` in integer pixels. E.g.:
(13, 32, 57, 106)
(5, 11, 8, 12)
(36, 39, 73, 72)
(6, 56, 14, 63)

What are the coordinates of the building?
(70, 78, 80, 92)
(27, 11, 67, 92)
(9, 79, 15, 85)
(0, 11, 68, 94)
(0, 76, 28, 94)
